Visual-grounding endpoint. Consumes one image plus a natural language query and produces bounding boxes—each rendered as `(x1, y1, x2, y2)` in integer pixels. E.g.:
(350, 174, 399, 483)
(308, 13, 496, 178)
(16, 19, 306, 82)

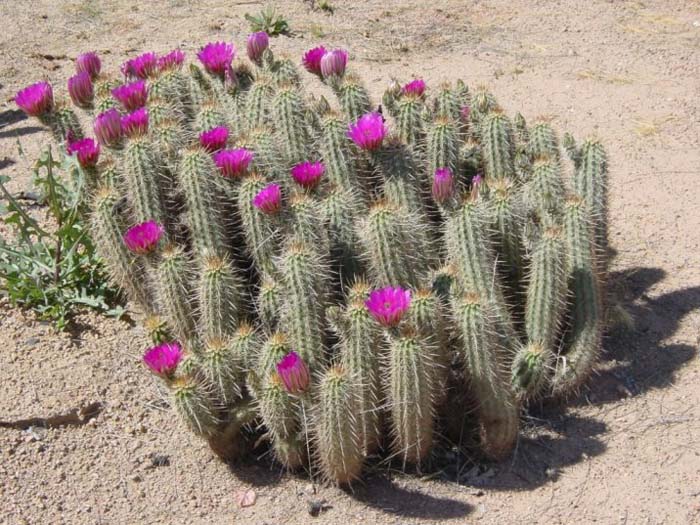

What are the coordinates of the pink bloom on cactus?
(15, 81, 54, 117)
(247, 31, 269, 63)
(252, 183, 282, 214)
(197, 42, 236, 76)
(111, 80, 148, 112)
(214, 148, 255, 178)
(460, 105, 471, 121)
(472, 173, 483, 188)
(121, 107, 149, 138)
(75, 51, 101, 79)
(302, 46, 326, 75)
(67, 138, 100, 169)
(320, 49, 348, 78)
(123, 220, 164, 254)
(402, 78, 426, 97)
(347, 112, 387, 151)
(276, 352, 310, 394)
(365, 286, 412, 327)
(158, 49, 185, 71)
(123, 52, 159, 80)
(432, 167, 454, 203)
(290, 161, 325, 189)
(67, 72, 94, 108)
(93, 109, 123, 147)
(199, 126, 229, 153)
(143, 342, 182, 377)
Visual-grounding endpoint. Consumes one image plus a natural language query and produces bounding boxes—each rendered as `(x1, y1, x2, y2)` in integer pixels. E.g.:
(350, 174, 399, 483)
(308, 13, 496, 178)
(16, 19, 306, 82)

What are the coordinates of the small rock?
(149, 453, 170, 467)
(236, 489, 256, 508)
(308, 499, 331, 517)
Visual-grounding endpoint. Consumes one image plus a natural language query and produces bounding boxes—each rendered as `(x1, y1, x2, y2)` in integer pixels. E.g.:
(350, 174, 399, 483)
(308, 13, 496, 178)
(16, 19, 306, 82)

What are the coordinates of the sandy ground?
(1, 1, 699, 524)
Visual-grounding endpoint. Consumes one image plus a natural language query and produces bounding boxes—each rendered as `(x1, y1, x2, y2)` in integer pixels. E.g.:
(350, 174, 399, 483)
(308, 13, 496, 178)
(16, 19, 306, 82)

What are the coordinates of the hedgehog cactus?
(17, 33, 611, 485)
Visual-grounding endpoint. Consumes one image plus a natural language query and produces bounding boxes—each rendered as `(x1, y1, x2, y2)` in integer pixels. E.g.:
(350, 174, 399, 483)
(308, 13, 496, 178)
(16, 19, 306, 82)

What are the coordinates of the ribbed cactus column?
(238, 174, 281, 276)
(375, 138, 426, 213)
(552, 196, 603, 394)
(427, 116, 459, 177)
(488, 178, 524, 280)
(524, 156, 566, 215)
(91, 186, 154, 312)
(528, 121, 560, 160)
(444, 198, 519, 349)
(388, 328, 437, 466)
(396, 97, 426, 146)
(574, 138, 609, 261)
(512, 224, 568, 398)
(194, 100, 227, 133)
(200, 337, 244, 404)
(323, 186, 365, 285)
(434, 83, 462, 121)
(315, 366, 365, 484)
(452, 291, 519, 459)
(335, 74, 371, 121)
(198, 254, 244, 340)
(278, 242, 327, 369)
(319, 112, 362, 194)
(172, 376, 220, 437)
(156, 245, 197, 344)
(123, 136, 167, 226)
(257, 276, 283, 333)
(273, 85, 309, 166)
(482, 111, 516, 180)
(359, 200, 431, 289)
(245, 76, 273, 130)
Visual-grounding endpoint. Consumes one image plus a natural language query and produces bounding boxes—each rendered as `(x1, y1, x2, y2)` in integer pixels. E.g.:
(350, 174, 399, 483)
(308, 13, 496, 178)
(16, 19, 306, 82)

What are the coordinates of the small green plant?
(245, 7, 290, 36)
(0, 148, 123, 329)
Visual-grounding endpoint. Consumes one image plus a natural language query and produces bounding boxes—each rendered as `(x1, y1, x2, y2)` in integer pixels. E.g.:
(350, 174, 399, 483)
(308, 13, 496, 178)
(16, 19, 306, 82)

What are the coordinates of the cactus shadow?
(346, 474, 473, 519)
(570, 266, 698, 406)
(0, 109, 43, 139)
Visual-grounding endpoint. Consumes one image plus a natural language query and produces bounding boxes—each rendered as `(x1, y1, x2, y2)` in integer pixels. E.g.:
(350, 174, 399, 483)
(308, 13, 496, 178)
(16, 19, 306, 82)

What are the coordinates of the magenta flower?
(347, 112, 387, 151)
(112, 80, 147, 112)
(460, 105, 471, 121)
(75, 52, 101, 80)
(158, 49, 185, 71)
(122, 52, 159, 80)
(247, 31, 269, 63)
(15, 82, 53, 117)
(214, 148, 254, 178)
(67, 72, 94, 109)
(291, 161, 325, 189)
(472, 173, 483, 188)
(320, 49, 348, 79)
(432, 167, 454, 203)
(199, 126, 229, 153)
(276, 352, 310, 394)
(67, 138, 100, 169)
(197, 42, 235, 76)
(365, 286, 412, 327)
(121, 107, 149, 138)
(93, 109, 123, 147)
(252, 183, 282, 214)
(302, 46, 326, 75)
(143, 342, 183, 377)
(123, 220, 164, 254)
(402, 78, 426, 97)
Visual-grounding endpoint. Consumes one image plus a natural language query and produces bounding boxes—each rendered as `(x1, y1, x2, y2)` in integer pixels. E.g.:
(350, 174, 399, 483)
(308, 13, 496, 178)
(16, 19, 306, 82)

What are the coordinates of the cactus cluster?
(15, 32, 610, 485)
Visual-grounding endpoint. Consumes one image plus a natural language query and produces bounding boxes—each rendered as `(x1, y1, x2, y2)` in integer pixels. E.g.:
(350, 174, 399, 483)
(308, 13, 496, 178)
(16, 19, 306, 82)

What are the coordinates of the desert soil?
(1, 1, 699, 524)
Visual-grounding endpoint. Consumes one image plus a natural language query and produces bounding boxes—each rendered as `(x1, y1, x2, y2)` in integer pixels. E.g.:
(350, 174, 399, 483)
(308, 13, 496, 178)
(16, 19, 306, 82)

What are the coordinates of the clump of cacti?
(15, 29, 610, 485)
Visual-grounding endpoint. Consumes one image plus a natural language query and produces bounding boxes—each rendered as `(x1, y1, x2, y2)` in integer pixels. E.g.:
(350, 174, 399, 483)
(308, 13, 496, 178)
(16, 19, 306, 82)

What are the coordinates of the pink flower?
(460, 105, 471, 121)
(252, 183, 282, 214)
(365, 286, 412, 327)
(214, 148, 254, 178)
(320, 49, 348, 78)
(302, 46, 326, 75)
(402, 78, 425, 97)
(123, 220, 164, 254)
(276, 352, 310, 394)
(158, 49, 185, 71)
(67, 138, 100, 169)
(15, 82, 53, 117)
(432, 167, 454, 203)
(111, 80, 148, 111)
(93, 109, 123, 147)
(121, 108, 149, 138)
(347, 112, 387, 151)
(67, 72, 94, 108)
(199, 126, 229, 153)
(290, 161, 325, 189)
(472, 174, 483, 187)
(76, 52, 101, 80)
(122, 52, 159, 80)
(143, 342, 182, 377)
(198, 42, 235, 76)
(247, 31, 269, 63)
